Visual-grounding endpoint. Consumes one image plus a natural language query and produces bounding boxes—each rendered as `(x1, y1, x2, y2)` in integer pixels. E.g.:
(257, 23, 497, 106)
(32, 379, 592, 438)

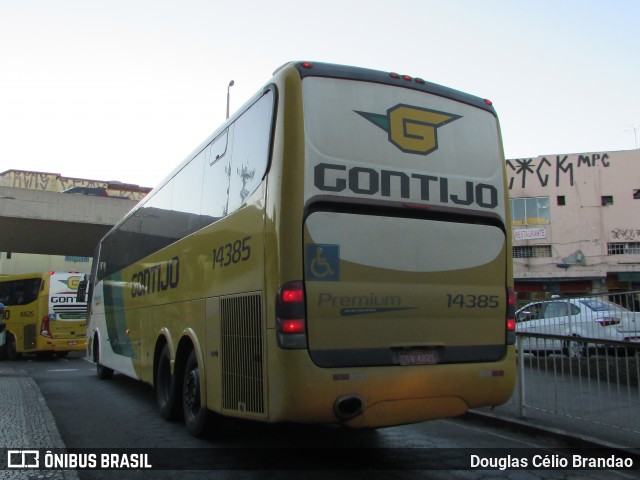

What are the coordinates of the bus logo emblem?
(306, 244, 340, 281)
(355, 104, 461, 155)
(59, 276, 82, 291)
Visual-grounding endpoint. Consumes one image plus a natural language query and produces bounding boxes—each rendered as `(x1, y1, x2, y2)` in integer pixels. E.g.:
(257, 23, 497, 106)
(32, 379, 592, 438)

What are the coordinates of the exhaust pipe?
(334, 395, 364, 421)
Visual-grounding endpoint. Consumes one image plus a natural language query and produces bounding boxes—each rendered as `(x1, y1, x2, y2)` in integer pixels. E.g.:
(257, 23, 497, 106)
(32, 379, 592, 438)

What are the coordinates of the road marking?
(47, 368, 93, 372)
(443, 419, 542, 448)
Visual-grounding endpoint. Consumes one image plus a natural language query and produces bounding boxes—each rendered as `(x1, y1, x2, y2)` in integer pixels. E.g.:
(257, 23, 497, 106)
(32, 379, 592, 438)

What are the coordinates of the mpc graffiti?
(507, 153, 611, 190)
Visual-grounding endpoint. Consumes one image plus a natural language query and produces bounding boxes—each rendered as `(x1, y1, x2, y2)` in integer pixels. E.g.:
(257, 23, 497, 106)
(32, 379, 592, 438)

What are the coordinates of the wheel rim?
(568, 340, 583, 358)
(184, 367, 200, 415)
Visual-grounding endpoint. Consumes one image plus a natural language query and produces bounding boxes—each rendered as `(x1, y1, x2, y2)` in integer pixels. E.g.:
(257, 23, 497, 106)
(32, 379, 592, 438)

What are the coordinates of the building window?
(601, 195, 614, 206)
(513, 245, 552, 258)
(510, 197, 550, 226)
(608, 242, 640, 255)
(634, 189, 640, 200)
(608, 243, 624, 255)
(557, 196, 566, 206)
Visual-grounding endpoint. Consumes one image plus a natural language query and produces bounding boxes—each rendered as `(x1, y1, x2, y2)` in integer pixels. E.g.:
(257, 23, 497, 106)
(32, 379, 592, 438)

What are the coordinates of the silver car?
(515, 297, 640, 358)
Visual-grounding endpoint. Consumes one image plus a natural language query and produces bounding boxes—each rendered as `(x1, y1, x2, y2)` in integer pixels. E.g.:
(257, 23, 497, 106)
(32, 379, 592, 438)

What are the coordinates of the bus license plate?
(67, 340, 78, 346)
(398, 349, 439, 365)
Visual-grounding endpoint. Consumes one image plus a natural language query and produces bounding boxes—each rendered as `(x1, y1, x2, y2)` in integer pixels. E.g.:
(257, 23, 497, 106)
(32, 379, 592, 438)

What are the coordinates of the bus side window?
(227, 90, 274, 213)
(202, 130, 232, 220)
(171, 149, 206, 235)
(0, 287, 9, 304)
(206, 130, 229, 166)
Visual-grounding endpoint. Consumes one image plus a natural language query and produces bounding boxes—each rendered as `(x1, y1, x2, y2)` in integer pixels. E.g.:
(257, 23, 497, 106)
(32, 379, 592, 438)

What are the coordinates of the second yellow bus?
(0, 272, 87, 360)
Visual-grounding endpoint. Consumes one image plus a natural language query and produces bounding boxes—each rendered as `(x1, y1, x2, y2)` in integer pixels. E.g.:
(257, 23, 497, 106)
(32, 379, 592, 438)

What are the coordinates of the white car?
(515, 297, 640, 358)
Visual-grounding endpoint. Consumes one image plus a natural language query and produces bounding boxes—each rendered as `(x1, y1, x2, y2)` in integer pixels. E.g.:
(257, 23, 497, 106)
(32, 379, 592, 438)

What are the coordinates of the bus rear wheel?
(156, 343, 181, 420)
(182, 349, 210, 437)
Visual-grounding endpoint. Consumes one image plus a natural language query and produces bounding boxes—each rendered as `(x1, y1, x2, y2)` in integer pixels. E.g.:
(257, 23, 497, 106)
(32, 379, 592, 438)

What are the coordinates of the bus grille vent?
(24, 323, 37, 350)
(220, 292, 265, 415)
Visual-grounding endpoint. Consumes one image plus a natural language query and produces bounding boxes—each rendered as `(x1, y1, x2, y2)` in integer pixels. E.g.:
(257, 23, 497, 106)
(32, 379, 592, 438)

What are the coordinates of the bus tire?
(182, 349, 210, 437)
(6, 334, 22, 361)
(156, 343, 181, 421)
(96, 363, 114, 380)
(94, 339, 114, 380)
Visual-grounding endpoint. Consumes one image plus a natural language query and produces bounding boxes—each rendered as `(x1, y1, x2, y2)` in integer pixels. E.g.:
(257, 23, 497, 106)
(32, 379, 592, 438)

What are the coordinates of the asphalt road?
(18, 352, 640, 480)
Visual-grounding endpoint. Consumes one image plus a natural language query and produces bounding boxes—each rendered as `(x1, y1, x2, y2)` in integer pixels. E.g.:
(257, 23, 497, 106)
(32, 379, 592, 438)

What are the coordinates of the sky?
(1, 0, 639, 188)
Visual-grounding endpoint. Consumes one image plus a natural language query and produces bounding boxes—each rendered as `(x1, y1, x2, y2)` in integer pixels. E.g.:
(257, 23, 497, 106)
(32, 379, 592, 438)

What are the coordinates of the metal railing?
(512, 291, 640, 435)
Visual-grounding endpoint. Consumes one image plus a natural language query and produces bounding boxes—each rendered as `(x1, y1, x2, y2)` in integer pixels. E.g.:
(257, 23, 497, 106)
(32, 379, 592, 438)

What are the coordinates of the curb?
(464, 410, 640, 458)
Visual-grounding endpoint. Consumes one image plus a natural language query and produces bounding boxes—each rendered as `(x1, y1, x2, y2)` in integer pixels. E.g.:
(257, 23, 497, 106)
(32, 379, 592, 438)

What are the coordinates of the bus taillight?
(40, 315, 53, 338)
(276, 281, 307, 349)
(280, 319, 306, 334)
(506, 288, 516, 345)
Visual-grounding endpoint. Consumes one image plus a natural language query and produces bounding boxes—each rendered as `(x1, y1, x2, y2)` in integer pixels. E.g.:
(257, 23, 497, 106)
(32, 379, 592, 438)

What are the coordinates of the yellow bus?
(0, 272, 87, 360)
(82, 61, 516, 436)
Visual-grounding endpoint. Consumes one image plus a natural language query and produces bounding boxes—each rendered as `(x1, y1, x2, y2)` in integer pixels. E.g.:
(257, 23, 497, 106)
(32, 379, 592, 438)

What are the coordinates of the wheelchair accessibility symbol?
(306, 244, 340, 281)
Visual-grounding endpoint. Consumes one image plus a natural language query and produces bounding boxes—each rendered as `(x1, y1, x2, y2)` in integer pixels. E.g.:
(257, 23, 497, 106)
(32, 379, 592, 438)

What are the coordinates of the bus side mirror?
(76, 275, 88, 303)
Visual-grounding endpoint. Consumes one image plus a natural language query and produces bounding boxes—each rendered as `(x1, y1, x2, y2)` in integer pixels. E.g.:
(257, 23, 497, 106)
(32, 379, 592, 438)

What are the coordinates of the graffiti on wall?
(0, 170, 149, 201)
(611, 228, 640, 242)
(507, 153, 611, 190)
(6, 170, 106, 192)
(6, 171, 58, 191)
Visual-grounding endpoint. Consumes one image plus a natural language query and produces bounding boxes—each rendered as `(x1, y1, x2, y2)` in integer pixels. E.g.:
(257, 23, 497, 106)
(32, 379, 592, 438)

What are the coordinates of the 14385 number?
(447, 294, 499, 308)
(213, 236, 251, 269)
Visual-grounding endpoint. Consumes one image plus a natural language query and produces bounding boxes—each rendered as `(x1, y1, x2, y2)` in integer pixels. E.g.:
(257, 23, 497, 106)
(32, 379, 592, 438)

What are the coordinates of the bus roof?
(277, 61, 497, 115)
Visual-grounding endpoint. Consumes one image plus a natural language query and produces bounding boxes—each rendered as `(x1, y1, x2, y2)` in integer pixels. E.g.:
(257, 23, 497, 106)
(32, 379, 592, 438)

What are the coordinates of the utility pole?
(226, 80, 235, 119)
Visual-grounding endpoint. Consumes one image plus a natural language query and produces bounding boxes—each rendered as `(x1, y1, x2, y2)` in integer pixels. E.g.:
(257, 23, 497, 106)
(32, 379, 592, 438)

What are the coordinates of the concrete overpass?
(0, 186, 139, 257)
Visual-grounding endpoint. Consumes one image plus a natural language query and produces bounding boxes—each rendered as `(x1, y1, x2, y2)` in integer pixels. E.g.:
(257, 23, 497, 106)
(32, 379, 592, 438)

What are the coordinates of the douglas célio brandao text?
(470, 453, 634, 470)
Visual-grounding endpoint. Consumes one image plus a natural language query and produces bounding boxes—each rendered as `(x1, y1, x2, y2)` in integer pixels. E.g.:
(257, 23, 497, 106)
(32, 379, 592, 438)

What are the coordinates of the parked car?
(515, 297, 640, 358)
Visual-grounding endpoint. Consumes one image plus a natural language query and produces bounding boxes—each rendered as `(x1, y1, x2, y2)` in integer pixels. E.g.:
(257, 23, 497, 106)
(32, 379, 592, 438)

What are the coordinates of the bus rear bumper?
(267, 347, 516, 428)
(40, 338, 87, 352)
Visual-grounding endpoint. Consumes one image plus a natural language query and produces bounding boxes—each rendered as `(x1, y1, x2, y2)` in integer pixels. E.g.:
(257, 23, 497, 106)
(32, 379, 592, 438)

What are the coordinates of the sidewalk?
(0, 364, 79, 480)
(469, 401, 640, 453)
(467, 354, 640, 452)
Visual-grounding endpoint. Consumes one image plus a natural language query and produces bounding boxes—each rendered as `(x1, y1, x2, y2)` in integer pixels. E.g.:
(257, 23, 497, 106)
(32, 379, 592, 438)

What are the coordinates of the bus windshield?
(0, 278, 41, 306)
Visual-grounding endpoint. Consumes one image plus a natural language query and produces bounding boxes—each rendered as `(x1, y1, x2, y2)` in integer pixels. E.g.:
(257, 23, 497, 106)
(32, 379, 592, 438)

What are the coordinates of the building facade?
(507, 149, 640, 301)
